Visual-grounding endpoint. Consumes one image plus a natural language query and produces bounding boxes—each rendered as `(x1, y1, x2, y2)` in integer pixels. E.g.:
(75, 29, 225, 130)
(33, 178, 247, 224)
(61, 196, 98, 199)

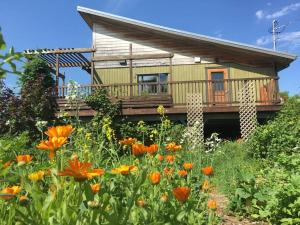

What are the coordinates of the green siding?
(95, 63, 276, 104)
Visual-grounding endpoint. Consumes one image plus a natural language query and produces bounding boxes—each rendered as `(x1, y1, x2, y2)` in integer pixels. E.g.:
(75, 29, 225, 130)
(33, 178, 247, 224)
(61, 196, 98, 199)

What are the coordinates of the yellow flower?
(166, 142, 182, 152)
(119, 137, 137, 145)
(45, 125, 74, 138)
(202, 180, 210, 191)
(28, 171, 45, 182)
(157, 105, 165, 115)
(111, 165, 138, 175)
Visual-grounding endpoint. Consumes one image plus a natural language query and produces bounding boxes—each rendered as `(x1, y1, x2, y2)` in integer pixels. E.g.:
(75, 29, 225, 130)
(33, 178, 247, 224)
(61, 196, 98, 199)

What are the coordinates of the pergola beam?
(92, 53, 174, 62)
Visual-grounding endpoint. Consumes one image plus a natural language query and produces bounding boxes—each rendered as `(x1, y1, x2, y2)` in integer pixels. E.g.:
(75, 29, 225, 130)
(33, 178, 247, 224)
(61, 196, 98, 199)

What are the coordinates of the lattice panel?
(186, 93, 204, 148)
(239, 81, 257, 140)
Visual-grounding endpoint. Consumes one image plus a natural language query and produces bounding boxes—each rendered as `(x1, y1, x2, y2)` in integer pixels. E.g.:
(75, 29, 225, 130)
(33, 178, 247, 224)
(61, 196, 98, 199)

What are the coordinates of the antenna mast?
(269, 20, 285, 51)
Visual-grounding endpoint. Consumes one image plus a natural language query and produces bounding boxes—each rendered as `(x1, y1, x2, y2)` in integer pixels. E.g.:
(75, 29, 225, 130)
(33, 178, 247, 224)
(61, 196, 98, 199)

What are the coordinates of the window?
(138, 73, 168, 94)
(211, 72, 225, 91)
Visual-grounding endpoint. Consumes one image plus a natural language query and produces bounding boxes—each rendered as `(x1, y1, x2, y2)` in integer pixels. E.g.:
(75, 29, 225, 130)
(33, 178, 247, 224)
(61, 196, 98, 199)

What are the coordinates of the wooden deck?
(55, 77, 282, 117)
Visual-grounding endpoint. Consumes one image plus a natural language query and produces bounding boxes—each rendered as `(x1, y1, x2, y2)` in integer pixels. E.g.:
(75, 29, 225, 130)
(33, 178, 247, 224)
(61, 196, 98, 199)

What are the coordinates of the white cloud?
(104, 0, 141, 13)
(256, 31, 300, 50)
(256, 2, 300, 19)
(214, 30, 223, 38)
(255, 10, 265, 19)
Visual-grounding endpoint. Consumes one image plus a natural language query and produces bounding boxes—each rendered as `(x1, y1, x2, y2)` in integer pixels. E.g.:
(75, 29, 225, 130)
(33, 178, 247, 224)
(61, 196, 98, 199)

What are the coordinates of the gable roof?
(77, 6, 297, 71)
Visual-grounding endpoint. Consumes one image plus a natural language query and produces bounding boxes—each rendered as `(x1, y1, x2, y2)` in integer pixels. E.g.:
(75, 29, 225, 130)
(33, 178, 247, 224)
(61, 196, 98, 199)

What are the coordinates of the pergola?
(24, 48, 96, 87)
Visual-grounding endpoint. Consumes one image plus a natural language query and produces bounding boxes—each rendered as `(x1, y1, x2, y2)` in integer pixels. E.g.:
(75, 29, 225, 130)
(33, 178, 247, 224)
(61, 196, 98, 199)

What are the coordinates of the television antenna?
(268, 20, 286, 51)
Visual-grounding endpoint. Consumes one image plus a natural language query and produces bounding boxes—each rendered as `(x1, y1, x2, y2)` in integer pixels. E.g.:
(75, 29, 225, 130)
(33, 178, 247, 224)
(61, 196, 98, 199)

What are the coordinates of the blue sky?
(1, 0, 299, 95)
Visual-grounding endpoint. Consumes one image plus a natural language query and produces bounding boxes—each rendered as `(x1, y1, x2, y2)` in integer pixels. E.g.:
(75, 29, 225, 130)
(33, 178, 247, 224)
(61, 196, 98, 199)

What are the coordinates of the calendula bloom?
(164, 167, 174, 176)
(157, 154, 164, 161)
(177, 170, 188, 177)
(45, 125, 74, 138)
(90, 183, 101, 193)
(172, 187, 190, 202)
(202, 180, 210, 190)
(146, 144, 158, 154)
(201, 166, 214, 176)
(208, 199, 217, 209)
(166, 142, 182, 152)
(132, 144, 146, 156)
(183, 162, 193, 170)
(16, 155, 33, 164)
(119, 137, 137, 145)
(59, 158, 104, 181)
(111, 165, 138, 175)
(19, 195, 29, 205)
(137, 198, 145, 207)
(160, 193, 168, 202)
(149, 172, 161, 185)
(0, 186, 21, 200)
(36, 137, 68, 160)
(28, 171, 45, 182)
(165, 155, 175, 164)
(1, 160, 13, 169)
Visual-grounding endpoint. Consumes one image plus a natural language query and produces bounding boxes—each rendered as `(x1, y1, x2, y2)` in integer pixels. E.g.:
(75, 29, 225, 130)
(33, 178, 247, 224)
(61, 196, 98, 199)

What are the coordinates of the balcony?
(55, 77, 281, 116)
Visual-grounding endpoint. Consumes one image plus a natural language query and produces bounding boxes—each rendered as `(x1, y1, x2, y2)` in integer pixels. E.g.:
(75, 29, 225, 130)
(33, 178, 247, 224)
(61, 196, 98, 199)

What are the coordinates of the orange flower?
(137, 198, 145, 207)
(119, 137, 137, 145)
(201, 166, 214, 176)
(208, 199, 217, 209)
(146, 144, 158, 154)
(58, 158, 104, 181)
(166, 142, 182, 152)
(1, 160, 13, 168)
(0, 186, 21, 200)
(90, 183, 101, 193)
(183, 162, 193, 170)
(165, 155, 175, 164)
(164, 167, 174, 176)
(36, 137, 68, 160)
(111, 165, 138, 175)
(202, 180, 210, 190)
(149, 172, 161, 185)
(132, 144, 146, 156)
(19, 195, 29, 205)
(16, 155, 32, 164)
(45, 125, 74, 138)
(172, 187, 190, 202)
(157, 154, 164, 161)
(177, 170, 188, 177)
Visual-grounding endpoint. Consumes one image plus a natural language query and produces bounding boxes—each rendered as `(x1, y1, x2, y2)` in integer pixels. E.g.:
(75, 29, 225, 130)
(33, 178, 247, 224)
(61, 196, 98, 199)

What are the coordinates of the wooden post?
(129, 43, 133, 97)
(55, 54, 60, 95)
(62, 72, 65, 98)
(169, 56, 173, 95)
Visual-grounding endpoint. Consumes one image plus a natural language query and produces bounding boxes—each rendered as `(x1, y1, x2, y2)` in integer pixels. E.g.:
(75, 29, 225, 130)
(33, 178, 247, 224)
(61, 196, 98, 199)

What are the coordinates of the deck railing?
(56, 77, 280, 106)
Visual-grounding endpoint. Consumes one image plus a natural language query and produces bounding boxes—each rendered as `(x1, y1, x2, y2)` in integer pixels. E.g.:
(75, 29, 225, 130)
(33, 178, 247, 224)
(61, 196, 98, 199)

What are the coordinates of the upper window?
(137, 73, 168, 94)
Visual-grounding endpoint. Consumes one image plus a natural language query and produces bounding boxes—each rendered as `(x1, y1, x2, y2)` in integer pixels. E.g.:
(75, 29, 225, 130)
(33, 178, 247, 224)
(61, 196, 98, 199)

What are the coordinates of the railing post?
(129, 44, 133, 97)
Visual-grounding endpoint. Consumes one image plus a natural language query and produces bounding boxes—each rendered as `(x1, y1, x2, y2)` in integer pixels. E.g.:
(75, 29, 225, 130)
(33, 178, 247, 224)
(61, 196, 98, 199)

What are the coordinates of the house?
(25, 6, 297, 136)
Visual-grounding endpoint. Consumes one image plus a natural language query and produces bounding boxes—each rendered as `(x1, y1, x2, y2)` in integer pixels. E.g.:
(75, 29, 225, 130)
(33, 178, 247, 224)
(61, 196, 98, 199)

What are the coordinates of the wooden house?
(26, 6, 297, 133)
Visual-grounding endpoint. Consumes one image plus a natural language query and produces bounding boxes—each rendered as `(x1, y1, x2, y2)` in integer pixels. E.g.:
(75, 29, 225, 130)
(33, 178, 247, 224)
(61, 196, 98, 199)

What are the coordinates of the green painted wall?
(95, 63, 276, 104)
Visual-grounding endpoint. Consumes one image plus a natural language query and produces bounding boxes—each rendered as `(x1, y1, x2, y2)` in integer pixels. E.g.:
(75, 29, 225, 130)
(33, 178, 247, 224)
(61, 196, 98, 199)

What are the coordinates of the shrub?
(85, 88, 120, 117)
(248, 96, 300, 159)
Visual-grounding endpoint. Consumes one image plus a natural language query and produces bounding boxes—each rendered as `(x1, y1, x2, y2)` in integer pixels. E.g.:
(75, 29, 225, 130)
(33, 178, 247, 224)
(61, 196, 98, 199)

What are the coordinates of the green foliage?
(85, 88, 120, 118)
(248, 96, 300, 159)
(228, 153, 300, 224)
(0, 29, 23, 78)
(20, 57, 54, 88)
(0, 132, 30, 160)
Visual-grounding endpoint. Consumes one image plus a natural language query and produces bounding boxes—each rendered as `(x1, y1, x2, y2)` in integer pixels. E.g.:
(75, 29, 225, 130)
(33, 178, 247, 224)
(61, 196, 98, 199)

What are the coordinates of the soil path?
(209, 191, 266, 225)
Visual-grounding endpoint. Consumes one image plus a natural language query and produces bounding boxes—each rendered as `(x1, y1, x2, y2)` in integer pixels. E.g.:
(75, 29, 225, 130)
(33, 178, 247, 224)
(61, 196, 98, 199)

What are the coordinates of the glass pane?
(159, 73, 168, 83)
(141, 75, 157, 83)
(211, 72, 224, 91)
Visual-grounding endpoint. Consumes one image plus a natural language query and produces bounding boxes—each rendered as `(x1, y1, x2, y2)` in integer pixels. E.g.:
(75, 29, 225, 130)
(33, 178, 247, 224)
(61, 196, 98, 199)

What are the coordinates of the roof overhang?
(77, 6, 297, 71)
